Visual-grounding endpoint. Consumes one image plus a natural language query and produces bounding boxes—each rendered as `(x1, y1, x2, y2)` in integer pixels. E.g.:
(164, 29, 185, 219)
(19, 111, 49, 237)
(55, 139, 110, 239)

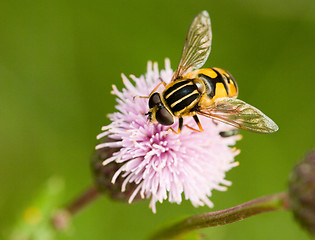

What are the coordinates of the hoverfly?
(146, 11, 278, 134)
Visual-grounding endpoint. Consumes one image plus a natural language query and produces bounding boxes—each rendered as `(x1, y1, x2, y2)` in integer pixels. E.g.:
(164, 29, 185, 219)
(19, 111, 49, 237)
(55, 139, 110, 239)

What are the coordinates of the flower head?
(95, 59, 240, 213)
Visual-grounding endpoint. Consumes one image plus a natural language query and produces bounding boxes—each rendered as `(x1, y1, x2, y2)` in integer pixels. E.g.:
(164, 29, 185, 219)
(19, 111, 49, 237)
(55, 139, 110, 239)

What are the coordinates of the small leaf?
(8, 176, 66, 240)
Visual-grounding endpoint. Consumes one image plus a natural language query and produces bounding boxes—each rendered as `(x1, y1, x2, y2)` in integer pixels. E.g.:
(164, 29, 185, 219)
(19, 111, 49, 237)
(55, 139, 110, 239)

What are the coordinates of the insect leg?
(178, 117, 183, 133)
(158, 77, 166, 84)
(219, 129, 240, 137)
(183, 115, 204, 132)
(133, 95, 149, 100)
(149, 81, 167, 96)
(134, 80, 167, 101)
(168, 117, 183, 134)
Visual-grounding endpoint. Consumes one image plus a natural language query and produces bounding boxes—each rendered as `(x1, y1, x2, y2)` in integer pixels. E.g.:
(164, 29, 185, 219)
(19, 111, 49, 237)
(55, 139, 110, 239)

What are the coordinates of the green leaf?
(9, 176, 66, 240)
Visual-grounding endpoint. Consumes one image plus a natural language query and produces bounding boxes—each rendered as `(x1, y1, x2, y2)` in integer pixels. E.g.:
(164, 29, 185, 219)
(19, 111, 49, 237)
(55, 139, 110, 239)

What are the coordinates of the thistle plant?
(10, 10, 315, 240)
(49, 60, 315, 239)
(94, 59, 240, 213)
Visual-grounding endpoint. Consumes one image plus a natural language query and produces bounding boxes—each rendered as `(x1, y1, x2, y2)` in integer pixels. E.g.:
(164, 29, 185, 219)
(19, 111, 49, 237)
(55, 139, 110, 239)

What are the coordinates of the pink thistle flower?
(96, 59, 240, 213)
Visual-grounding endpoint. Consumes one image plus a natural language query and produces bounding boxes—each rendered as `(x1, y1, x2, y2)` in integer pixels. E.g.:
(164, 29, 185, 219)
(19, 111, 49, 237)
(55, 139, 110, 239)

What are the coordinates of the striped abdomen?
(184, 68, 238, 101)
(162, 79, 201, 117)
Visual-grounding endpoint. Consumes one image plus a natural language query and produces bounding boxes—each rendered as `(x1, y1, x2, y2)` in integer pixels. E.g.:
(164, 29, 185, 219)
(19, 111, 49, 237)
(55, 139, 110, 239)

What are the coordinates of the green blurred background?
(1, 0, 314, 239)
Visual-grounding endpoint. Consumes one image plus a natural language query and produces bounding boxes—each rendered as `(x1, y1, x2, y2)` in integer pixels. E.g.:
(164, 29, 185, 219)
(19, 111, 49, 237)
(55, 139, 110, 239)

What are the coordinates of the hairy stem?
(151, 192, 290, 240)
(52, 185, 100, 230)
(67, 185, 100, 215)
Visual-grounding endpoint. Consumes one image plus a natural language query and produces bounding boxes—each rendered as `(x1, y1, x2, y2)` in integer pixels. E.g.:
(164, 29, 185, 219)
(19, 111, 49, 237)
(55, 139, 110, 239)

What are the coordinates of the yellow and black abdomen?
(162, 79, 201, 117)
(184, 68, 238, 102)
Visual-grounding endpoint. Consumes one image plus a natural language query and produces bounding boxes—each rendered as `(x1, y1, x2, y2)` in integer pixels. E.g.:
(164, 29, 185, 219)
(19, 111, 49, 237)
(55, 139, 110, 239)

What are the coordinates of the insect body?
(147, 11, 278, 134)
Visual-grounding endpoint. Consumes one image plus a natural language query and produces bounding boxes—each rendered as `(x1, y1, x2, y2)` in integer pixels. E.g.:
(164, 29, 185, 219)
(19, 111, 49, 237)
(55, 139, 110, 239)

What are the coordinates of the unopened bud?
(91, 138, 140, 202)
(288, 150, 315, 237)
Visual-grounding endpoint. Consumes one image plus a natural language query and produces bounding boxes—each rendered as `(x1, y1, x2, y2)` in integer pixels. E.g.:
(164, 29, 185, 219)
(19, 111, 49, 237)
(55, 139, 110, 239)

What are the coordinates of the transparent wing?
(172, 10, 212, 81)
(198, 97, 279, 133)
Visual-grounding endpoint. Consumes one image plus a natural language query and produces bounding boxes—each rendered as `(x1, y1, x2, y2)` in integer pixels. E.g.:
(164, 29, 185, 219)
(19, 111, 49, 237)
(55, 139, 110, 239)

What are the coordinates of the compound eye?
(155, 108, 174, 126)
(148, 93, 161, 108)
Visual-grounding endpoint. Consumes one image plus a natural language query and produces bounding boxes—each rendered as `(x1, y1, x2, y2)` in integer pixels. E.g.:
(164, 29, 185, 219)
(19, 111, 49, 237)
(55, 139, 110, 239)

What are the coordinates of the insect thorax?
(162, 79, 201, 117)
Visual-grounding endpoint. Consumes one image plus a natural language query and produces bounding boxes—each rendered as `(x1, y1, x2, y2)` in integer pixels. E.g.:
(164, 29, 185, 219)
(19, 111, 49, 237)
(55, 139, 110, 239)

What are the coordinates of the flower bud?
(288, 150, 315, 237)
(90, 138, 140, 202)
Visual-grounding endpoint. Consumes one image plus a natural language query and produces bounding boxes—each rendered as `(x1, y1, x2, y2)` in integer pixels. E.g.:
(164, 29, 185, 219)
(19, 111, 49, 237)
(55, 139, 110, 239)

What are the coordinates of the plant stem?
(67, 185, 100, 215)
(52, 185, 100, 230)
(150, 191, 290, 240)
